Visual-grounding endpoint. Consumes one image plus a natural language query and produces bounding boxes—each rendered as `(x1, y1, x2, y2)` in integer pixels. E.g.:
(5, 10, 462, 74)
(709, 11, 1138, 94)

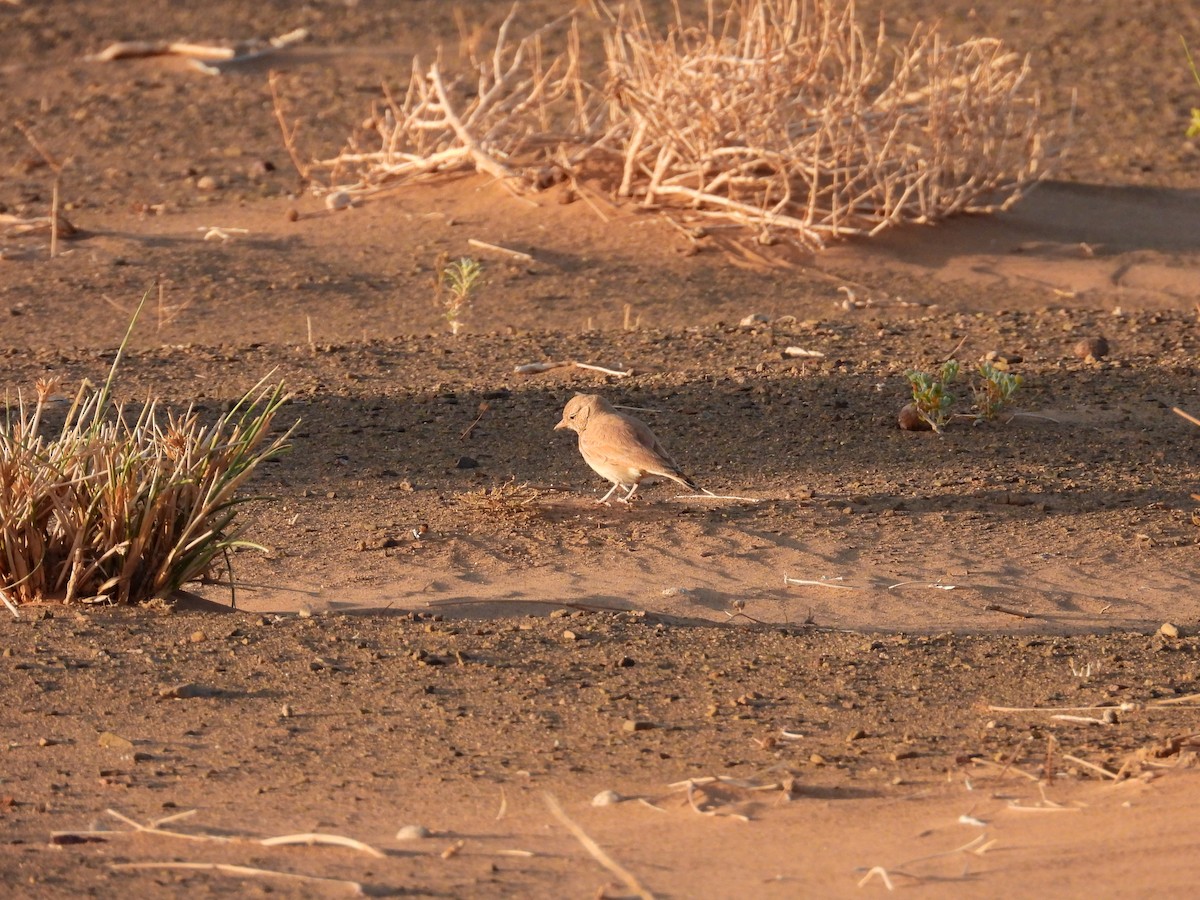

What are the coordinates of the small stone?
(455, 456, 480, 469)
(325, 191, 352, 211)
(847, 728, 868, 742)
(562, 629, 580, 641)
(1073, 336, 1110, 360)
(890, 749, 919, 761)
(1158, 622, 1180, 639)
(98, 731, 133, 751)
(898, 403, 931, 431)
(38, 737, 56, 747)
(189, 630, 207, 643)
(591, 790, 624, 806)
(622, 719, 655, 732)
(739, 313, 771, 328)
(809, 753, 827, 765)
(281, 704, 293, 718)
(395, 824, 431, 841)
(285, 208, 300, 222)
(297, 607, 313, 619)
(159, 683, 215, 700)
(195, 175, 219, 192)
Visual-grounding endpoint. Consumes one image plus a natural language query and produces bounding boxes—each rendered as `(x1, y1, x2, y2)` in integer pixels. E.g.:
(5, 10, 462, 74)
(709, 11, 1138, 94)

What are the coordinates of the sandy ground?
(2, 1, 1200, 897)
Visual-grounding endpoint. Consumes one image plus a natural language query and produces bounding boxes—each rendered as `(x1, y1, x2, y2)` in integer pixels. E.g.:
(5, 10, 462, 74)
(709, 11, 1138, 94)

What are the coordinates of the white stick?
(467, 238, 533, 262)
(783, 576, 862, 591)
(544, 793, 655, 900)
(572, 362, 633, 377)
(0, 587, 18, 619)
(109, 862, 363, 894)
(259, 833, 385, 858)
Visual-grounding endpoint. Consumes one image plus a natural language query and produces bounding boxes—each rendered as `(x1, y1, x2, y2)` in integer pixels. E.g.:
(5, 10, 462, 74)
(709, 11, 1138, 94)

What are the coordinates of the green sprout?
(972, 362, 1023, 421)
(1185, 37, 1200, 138)
(441, 257, 483, 336)
(905, 359, 959, 433)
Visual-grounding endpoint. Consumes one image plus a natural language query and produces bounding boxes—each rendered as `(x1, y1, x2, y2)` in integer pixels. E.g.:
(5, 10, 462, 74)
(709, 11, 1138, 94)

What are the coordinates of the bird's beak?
(553, 419, 567, 431)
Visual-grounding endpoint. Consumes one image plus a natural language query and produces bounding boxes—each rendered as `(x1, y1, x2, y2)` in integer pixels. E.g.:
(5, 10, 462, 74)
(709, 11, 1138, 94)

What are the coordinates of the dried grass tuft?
(0, 310, 292, 609)
(311, 0, 1058, 247)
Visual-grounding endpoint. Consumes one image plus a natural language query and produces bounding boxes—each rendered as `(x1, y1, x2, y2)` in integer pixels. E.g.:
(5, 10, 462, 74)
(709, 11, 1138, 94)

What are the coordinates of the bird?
(554, 393, 699, 503)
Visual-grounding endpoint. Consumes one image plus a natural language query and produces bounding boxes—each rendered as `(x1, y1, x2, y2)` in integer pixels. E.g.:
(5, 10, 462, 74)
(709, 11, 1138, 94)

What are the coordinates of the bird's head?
(555, 393, 604, 433)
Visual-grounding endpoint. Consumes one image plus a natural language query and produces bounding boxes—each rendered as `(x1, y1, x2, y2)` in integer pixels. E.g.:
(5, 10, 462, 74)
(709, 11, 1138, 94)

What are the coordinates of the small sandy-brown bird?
(555, 393, 699, 503)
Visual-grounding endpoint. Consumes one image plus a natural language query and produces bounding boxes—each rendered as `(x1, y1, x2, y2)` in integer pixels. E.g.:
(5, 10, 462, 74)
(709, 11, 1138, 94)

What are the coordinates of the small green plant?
(905, 360, 959, 432)
(440, 257, 483, 336)
(972, 362, 1023, 420)
(0, 300, 293, 611)
(1185, 37, 1200, 138)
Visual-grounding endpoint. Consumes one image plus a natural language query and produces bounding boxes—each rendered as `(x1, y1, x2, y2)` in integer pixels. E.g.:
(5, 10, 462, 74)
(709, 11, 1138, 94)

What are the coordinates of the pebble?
(158, 683, 215, 700)
(622, 719, 655, 732)
(591, 790, 624, 806)
(395, 824, 431, 841)
(1073, 335, 1110, 360)
(739, 313, 771, 328)
(898, 403, 931, 431)
(1158, 622, 1180, 639)
(455, 456, 480, 469)
(189, 630, 207, 643)
(98, 731, 133, 751)
(325, 191, 352, 211)
(195, 175, 219, 192)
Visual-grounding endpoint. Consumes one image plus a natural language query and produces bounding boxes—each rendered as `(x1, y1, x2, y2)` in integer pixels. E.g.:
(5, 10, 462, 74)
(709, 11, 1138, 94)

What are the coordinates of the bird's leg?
(619, 483, 640, 504)
(598, 482, 621, 504)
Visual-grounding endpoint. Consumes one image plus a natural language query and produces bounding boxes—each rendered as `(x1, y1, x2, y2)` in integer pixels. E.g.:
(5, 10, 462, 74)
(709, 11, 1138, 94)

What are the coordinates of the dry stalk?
(13, 121, 70, 258)
(543, 792, 655, 900)
(110, 862, 362, 895)
(268, 69, 310, 182)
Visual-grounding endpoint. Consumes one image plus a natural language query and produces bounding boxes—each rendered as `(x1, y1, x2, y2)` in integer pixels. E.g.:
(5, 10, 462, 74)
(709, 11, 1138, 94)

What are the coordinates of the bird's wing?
(588, 415, 686, 478)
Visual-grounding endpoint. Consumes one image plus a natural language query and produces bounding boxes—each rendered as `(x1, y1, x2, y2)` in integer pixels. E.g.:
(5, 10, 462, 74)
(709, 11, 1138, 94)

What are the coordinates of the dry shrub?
(0, 332, 292, 610)
(313, 0, 1057, 247)
(317, 8, 597, 190)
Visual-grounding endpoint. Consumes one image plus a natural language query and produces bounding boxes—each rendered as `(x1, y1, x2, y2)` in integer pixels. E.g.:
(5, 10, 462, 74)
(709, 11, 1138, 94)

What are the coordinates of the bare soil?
(2, 2, 1200, 897)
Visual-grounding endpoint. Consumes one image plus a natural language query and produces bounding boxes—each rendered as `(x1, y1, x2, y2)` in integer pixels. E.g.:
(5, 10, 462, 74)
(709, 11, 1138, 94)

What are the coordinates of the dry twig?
(544, 792, 655, 900)
(110, 862, 362, 895)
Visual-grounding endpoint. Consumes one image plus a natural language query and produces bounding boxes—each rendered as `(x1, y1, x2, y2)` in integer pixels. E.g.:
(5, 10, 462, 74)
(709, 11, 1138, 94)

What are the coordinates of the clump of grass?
(905, 360, 959, 433)
(440, 257, 483, 336)
(972, 362, 1023, 420)
(0, 310, 292, 611)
